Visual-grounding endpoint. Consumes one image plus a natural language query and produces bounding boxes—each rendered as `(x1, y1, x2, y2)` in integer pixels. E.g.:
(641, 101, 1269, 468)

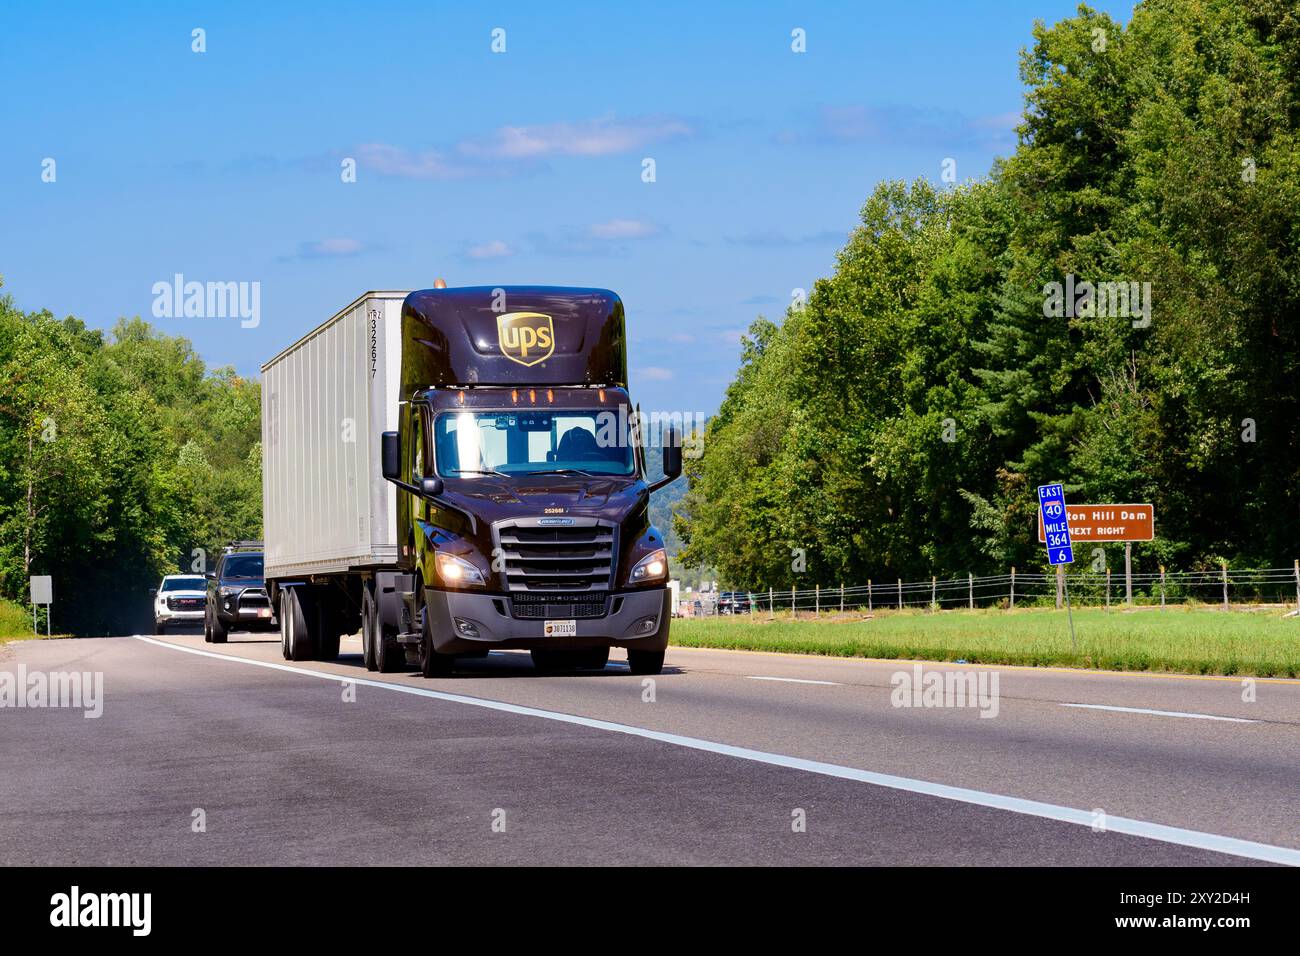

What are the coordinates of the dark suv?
(205, 546, 276, 643)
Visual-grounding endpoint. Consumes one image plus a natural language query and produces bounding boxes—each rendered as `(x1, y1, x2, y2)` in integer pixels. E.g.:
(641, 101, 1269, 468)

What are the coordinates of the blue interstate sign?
(1038, 483, 1074, 565)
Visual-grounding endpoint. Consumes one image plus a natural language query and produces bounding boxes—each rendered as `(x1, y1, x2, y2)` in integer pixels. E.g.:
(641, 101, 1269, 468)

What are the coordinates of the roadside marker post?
(1038, 484, 1077, 652)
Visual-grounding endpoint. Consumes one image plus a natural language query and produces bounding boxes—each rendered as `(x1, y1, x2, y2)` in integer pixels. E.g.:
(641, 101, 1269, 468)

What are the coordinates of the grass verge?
(670, 605, 1300, 677)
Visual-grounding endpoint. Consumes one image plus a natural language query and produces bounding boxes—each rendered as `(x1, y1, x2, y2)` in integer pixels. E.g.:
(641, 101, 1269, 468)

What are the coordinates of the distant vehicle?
(718, 591, 752, 615)
(152, 574, 207, 633)
(205, 545, 275, 644)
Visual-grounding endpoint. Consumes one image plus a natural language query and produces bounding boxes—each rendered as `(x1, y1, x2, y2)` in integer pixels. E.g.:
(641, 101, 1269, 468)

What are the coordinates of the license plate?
(544, 619, 577, 637)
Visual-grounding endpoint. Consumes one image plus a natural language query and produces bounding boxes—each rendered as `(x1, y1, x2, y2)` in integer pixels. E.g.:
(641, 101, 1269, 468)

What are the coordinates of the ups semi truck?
(261, 286, 681, 677)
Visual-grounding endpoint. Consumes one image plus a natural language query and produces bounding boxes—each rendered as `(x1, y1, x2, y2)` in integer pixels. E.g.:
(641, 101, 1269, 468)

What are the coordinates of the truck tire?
(283, 589, 316, 661)
(154, 620, 165, 635)
(418, 590, 454, 678)
(361, 586, 379, 672)
(627, 649, 664, 675)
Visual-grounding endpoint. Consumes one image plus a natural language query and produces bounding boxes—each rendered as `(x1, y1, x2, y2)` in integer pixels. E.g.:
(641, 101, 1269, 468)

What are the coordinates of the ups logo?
(497, 312, 554, 367)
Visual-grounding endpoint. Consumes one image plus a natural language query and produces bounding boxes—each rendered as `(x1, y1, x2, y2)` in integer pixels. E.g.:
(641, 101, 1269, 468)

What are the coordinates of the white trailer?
(260, 291, 408, 659)
(261, 290, 406, 578)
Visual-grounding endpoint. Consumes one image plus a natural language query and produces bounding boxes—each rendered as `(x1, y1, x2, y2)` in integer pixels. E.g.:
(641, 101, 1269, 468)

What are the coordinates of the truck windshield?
(434, 410, 635, 478)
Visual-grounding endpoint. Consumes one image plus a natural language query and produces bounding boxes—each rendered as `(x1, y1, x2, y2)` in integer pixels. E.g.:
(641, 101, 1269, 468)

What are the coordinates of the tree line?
(0, 285, 261, 634)
(678, 1, 1300, 590)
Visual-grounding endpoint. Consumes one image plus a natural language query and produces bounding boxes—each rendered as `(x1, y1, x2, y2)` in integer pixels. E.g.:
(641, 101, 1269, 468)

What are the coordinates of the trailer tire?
(626, 649, 664, 675)
(361, 586, 379, 672)
(278, 595, 291, 659)
(283, 589, 316, 661)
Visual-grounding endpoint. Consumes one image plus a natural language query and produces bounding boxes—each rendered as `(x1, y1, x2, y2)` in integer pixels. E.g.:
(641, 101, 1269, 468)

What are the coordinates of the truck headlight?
(435, 552, 486, 588)
(630, 548, 667, 584)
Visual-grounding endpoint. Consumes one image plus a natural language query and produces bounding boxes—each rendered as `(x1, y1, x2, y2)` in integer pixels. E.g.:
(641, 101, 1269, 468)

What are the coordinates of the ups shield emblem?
(496, 312, 554, 367)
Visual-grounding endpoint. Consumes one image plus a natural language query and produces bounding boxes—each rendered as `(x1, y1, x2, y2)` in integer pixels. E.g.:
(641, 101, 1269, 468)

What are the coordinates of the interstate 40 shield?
(1038, 483, 1074, 565)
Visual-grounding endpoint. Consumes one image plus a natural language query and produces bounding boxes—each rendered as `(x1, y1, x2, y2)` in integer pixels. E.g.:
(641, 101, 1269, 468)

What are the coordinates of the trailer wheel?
(626, 649, 664, 675)
(283, 589, 316, 661)
(361, 586, 379, 672)
(418, 588, 454, 678)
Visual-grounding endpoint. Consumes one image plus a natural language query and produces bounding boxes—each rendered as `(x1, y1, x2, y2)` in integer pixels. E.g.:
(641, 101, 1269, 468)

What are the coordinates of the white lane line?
(133, 636, 1298, 866)
(1062, 703, 1258, 723)
(746, 675, 841, 686)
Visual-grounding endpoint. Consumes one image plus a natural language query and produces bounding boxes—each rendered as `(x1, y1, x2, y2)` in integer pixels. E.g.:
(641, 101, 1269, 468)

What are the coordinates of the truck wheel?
(283, 589, 315, 661)
(361, 586, 379, 672)
(371, 590, 400, 671)
(419, 592, 454, 678)
(210, 609, 228, 645)
(627, 649, 664, 675)
(154, 620, 166, 635)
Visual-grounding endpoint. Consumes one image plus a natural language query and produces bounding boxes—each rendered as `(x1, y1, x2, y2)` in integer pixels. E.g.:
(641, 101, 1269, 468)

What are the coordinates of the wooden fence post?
(1010, 567, 1015, 610)
(868, 580, 872, 612)
(968, 572, 974, 610)
(1105, 568, 1111, 610)
(1160, 566, 1166, 609)
(1056, 565, 1064, 609)
(930, 576, 936, 610)
(1222, 563, 1229, 609)
(897, 578, 902, 611)
(791, 585, 797, 620)
(815, 584, 820, 617)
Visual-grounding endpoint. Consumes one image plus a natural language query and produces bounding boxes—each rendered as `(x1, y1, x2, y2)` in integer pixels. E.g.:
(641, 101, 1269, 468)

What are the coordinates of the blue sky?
(1, 0, 1130, 414)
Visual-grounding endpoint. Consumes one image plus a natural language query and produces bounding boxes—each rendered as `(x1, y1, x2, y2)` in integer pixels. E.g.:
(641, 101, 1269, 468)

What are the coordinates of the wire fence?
(695, 564, 1300, 615)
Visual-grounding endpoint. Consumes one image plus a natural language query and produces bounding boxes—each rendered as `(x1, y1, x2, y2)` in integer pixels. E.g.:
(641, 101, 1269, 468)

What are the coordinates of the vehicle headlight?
(630, 548, 667, 584)
(435, 551, 486, 588)
(219, 586, 239, 597)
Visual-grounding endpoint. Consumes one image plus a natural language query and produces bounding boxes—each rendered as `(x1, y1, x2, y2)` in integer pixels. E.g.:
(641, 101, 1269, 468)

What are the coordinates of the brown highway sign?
(1037, 504, 1154, 543)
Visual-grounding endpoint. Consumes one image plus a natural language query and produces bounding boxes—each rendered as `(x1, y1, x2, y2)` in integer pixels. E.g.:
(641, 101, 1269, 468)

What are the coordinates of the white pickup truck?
(152, 574, 208, 633)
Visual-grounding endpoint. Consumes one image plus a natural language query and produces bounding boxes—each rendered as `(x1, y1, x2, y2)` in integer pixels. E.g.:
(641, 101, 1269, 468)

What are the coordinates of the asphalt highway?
(1, 630, 1296, 866)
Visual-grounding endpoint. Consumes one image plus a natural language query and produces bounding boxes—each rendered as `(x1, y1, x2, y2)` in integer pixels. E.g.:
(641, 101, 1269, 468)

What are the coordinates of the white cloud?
(587, 219, 659, 240)
(459, 115, 693, 160)
(639, 366, 674, 381)
(354, 115, 694, 180)
(297, 238, 364, 258)
(465, 239, 514, 260)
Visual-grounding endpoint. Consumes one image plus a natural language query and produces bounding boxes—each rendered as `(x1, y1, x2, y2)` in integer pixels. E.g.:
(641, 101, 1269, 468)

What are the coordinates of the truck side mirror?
(648, 425, 683, 493)
(381, 431, 401, 483)
(662, 425, 683, 481)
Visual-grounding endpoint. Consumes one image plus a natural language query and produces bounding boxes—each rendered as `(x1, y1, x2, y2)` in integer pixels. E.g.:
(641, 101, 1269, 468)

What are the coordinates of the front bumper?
(423, 588, 671, 655)
(156, 609, 204, 624)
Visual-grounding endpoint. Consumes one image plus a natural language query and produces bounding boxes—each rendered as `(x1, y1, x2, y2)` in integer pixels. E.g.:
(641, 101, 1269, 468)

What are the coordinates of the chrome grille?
(494, 518, 616, 593)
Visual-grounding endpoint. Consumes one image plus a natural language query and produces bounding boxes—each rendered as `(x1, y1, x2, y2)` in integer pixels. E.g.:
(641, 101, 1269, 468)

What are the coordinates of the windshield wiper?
(447, 468, 509, 478)
(526, 468, 599, 477)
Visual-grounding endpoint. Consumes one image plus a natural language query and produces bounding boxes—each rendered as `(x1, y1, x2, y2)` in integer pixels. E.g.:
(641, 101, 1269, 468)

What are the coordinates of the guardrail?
(702, 564, 1300, 614)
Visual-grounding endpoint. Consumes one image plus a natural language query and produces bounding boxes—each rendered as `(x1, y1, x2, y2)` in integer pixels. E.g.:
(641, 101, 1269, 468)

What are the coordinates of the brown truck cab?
(378, 285, 681, 677)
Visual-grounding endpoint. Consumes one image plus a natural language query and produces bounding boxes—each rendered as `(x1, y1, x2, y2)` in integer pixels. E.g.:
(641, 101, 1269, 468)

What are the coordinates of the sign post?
(30, 575, 52, 637)
(1037, 484, 1076, 652)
